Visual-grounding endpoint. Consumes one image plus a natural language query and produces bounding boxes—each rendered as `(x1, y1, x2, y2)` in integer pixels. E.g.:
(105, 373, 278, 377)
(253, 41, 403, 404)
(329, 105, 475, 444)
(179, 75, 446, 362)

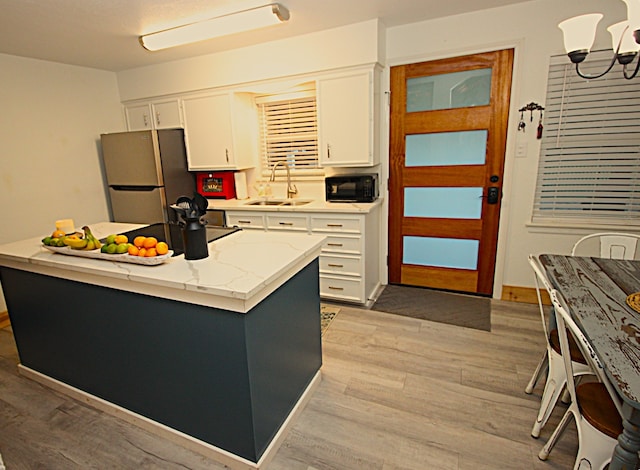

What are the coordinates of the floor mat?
(371, 285, 491, 331)
(320, 305, 340, 335)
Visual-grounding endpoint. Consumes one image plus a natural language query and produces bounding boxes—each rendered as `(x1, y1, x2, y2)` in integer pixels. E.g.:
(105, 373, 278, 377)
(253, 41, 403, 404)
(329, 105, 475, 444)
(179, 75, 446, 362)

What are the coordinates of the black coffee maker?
(170, 194, 209, 260)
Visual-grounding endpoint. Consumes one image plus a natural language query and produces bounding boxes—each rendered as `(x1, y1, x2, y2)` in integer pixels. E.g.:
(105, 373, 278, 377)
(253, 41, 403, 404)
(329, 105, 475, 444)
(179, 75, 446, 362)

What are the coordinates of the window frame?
(255, 85, 324, 180)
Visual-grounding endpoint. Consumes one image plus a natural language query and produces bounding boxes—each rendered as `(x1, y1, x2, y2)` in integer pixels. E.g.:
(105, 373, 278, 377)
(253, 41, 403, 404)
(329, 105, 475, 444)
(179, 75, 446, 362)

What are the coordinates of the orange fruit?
(143, 237, 158, 249)
(128, 245, 139, 256)
(133, 236, 146, 248)
(138, 247, 147, 257)
(114, 234, 128, 245)
(156, 241, 169, 255)
(51, 229, 66, 238)
(145, 247, 157, 257)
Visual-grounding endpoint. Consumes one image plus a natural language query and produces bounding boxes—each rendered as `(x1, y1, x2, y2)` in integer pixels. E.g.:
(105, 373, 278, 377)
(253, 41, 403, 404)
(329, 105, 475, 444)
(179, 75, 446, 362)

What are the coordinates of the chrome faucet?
(269, 161, 298, 199)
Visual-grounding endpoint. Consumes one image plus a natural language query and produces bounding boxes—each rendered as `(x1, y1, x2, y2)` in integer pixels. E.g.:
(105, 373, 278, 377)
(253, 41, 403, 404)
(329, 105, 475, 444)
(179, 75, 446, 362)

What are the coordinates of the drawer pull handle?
(238, 220, 252, 224)
(327, 224, 343, 228)
(328, 286, 344, 291)
(328, 263, 344, 268)
(279, 222, 294, 226)
(327, 243, 343, 247)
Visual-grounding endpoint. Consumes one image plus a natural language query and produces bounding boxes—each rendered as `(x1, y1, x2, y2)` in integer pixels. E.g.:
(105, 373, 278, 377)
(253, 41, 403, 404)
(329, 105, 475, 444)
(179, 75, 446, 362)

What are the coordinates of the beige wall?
(0, 53, 124, 310)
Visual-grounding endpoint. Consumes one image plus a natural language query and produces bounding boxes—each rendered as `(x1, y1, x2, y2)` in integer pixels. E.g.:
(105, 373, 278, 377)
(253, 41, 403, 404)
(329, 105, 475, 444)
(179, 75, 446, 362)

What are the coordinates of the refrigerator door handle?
(111, 185, 159, 191)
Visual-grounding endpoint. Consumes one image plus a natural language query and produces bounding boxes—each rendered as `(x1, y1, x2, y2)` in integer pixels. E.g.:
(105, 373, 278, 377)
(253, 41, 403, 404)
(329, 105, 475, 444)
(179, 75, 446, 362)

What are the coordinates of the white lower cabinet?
(226, 212, 266, 230)
(266, 214, 308, 232)
(225, 208, 380, 305)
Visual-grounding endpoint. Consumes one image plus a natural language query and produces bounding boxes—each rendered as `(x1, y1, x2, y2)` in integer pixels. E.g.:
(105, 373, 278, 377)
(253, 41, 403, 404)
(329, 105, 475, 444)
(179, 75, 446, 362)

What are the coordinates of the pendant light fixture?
(558, 0, 640, 79)
(140, 3, 290, 51)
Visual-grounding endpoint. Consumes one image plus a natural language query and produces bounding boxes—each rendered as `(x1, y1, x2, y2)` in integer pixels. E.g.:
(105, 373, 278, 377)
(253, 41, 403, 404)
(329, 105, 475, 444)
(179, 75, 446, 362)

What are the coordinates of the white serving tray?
(43, 245, 173, 266)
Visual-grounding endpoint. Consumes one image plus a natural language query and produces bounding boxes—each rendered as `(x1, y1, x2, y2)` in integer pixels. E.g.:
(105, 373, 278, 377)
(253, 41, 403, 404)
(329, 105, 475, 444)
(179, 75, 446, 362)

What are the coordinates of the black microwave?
(325, 174, 378, 203)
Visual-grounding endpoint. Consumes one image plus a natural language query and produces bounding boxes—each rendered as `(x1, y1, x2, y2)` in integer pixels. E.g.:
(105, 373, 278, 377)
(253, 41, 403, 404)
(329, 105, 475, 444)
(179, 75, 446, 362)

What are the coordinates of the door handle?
(487, 187, 500, 204)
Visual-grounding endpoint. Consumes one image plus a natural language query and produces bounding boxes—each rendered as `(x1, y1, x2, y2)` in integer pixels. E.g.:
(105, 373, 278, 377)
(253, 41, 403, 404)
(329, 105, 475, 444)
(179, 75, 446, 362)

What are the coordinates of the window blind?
(257, 95, 319, 171)
(532, 51, 640, 225)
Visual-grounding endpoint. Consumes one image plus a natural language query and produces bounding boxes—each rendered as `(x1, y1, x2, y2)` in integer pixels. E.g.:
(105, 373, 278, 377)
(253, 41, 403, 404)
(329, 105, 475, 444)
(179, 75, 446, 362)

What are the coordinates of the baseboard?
(501, 285, 550, 305)
(18, 365, 322, 469)
(0, 311, 10, 329)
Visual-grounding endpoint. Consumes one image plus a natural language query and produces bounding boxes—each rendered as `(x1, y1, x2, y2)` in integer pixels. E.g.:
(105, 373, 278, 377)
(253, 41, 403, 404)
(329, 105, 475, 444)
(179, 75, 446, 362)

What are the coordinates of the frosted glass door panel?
(407, 68, 492, 112)
(406, 131, 487, 167)
(403, 236, 479, 270)
(405, 187, 483, 219)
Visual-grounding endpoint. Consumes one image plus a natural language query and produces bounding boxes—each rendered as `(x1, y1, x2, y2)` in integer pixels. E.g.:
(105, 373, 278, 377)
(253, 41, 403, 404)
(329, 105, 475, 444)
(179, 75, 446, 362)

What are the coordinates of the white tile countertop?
(0, 222, 324, 313)
(207, 197, 383, 213)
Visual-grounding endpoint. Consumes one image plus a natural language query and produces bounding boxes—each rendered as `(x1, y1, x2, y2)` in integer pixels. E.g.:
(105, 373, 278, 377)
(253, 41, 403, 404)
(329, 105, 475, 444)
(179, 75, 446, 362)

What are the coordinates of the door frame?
(379, 45, 521, 298)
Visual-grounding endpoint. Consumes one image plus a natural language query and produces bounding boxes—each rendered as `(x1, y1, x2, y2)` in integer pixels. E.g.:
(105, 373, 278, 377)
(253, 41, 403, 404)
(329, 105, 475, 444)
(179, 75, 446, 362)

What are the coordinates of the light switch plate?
(516, 142, 528, 158)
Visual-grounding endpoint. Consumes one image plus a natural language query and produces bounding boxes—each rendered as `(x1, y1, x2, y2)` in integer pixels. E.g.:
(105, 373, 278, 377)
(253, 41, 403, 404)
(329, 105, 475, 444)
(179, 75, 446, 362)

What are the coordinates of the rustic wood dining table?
(538, 254, 640, 470)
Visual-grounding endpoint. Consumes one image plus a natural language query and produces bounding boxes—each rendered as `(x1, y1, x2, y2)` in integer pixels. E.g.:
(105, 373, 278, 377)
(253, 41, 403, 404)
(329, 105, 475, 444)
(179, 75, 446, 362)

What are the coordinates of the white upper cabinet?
(125, 99, 182, 130)
(317, 66, 380, 167)
(151, 99, 183, 129)
(182, 92, 257, 171)
(125, 103, 153, 131)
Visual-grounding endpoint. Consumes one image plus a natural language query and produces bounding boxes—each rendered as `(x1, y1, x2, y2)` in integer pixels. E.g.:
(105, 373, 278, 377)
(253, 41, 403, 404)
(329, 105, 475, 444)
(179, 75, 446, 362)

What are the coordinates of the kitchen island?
(0, 222, 325, 469)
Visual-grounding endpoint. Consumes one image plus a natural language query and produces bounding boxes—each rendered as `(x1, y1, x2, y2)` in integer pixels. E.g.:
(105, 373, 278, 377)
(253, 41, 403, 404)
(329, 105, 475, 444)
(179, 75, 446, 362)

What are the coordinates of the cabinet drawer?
(320, 255, 362, 276)
(322, 235, 362, 254)
(266, 214, 309, 231)
(320, 276, 363, 303)
(311, 216, 361, 234)
(227, 213, 265, 229)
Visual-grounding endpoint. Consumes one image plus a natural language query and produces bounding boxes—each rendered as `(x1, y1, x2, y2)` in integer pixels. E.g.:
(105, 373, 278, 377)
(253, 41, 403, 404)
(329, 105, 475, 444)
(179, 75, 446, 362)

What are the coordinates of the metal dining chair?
(539, 290, 623, 469)
(526, 255, 592, 438)
(571, 232, 640, 259)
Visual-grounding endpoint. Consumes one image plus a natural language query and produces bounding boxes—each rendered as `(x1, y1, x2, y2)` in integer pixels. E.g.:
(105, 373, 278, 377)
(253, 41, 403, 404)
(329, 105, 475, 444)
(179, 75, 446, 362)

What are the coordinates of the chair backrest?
(550, 289, 623, 416)
(528, 254, 555, 340)
(571, 232, 640, 259)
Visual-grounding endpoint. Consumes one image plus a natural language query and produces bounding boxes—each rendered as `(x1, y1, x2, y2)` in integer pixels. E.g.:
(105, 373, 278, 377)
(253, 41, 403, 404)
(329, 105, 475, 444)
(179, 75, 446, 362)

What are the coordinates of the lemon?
(105, 234, 117, 245)
(106, 243, 118, 254)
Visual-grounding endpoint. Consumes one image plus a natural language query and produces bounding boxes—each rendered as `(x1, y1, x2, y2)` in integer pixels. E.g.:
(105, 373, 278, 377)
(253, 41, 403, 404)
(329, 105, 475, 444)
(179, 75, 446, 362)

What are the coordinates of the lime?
(42, 236, 53, 246)
(100, 244, 110, 253)
(115, 243, 129, 254)
(107, 243, 118, 254)
(105, 234, 117, 245)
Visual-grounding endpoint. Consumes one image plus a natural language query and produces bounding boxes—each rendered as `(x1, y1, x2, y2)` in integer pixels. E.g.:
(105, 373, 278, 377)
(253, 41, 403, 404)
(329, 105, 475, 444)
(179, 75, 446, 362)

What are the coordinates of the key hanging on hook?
(518, 110, 526, 132)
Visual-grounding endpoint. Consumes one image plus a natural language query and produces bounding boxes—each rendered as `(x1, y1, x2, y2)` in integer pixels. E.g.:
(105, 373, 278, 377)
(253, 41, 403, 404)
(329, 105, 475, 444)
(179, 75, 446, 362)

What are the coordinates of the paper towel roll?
(55, 219, 75, 234)
(234, 172, 248, 199)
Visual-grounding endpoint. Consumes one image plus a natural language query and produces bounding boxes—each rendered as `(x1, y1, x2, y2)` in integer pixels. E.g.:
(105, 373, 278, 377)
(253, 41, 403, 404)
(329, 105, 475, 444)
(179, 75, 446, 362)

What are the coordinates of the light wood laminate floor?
(0, 300, 578, 469)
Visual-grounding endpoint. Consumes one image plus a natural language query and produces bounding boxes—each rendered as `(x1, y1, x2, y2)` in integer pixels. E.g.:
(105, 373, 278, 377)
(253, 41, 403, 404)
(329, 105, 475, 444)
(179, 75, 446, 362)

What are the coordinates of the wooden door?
(388, 49, 514, 295)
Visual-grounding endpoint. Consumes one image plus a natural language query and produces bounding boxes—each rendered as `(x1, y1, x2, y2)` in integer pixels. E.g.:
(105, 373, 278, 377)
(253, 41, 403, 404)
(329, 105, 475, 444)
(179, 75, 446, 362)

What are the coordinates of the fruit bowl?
(42, 245, 173, 265)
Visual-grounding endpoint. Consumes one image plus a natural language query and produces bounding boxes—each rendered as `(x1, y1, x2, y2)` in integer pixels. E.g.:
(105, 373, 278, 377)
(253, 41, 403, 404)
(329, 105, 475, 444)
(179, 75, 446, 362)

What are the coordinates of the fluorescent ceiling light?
(140, 3, 290, 51)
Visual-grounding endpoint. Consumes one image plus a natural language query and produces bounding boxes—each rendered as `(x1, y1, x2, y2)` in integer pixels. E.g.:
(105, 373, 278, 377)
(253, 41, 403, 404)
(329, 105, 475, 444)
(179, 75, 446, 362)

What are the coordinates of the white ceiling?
(0, 0, 533, 72)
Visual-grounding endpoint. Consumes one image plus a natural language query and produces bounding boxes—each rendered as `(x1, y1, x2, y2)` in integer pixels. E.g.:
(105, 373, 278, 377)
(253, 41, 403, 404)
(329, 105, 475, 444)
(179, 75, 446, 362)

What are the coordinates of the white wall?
(117, 20, 383, 101)
(0, 53, 124, 310)
(115, 1, 640, 297)
(385, 0, 637, 295)
(0, 0, 631, 311)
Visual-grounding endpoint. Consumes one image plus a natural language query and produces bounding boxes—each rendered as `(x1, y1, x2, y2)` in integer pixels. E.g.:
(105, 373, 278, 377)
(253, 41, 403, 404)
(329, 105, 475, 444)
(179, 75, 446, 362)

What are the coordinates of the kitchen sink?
(245, 200, 284, 206)
(280, 200, 312, 206)
(244, 199, 313, 207)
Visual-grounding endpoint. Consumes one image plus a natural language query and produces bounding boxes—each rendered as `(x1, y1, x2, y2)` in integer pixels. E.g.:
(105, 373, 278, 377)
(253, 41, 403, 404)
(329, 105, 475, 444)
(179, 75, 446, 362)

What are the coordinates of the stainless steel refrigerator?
(100, 129, 195, 224)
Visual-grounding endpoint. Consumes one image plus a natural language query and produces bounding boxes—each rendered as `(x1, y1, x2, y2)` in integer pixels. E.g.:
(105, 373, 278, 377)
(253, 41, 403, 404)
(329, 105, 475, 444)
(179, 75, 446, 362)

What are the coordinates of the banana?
(64, 236, 88, 249)
(82, 226, 101, 250)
